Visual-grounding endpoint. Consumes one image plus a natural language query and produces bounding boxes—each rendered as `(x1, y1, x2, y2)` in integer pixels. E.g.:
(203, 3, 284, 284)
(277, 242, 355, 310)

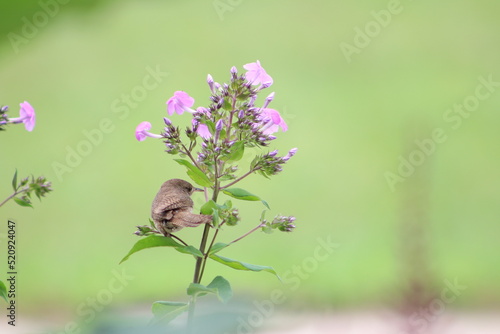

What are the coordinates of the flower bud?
(163, 117, 172, 126)
(268, 150, 278, 157)
(262, 92, 275, 109)
(215, 119, 224, 132)
(207, 74, 214, 92)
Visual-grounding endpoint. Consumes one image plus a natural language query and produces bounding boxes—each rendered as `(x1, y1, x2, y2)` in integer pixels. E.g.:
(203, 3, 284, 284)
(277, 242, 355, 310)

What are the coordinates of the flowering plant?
(122, 61, 297, 330)
(0, 101, 52, 303)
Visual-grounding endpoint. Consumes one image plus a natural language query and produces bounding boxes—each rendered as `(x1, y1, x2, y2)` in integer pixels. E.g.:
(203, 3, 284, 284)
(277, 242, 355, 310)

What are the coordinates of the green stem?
(188, 165, 220, 331)
(220, 167, 261, 190)
(0, 187, 28, 208)
(229, 223, 265, 245)
(180, 143, 203, 171)
(198, 228, 220, 283)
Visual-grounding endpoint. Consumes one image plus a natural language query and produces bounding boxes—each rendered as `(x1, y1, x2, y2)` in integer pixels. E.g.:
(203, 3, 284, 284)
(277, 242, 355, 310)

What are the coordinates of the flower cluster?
(135, 61, 297, 185)
(0, 102, 36, 132)
(12, 175, 52, 207)
(251, 148, 298, 177)
(262, 215, 296, 233)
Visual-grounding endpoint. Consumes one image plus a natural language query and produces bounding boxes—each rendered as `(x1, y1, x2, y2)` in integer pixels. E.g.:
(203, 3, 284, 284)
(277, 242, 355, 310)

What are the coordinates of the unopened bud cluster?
(220, 208, 240, 227)
(252, 148, 298, 177)
(134, 225, 158, 236)
(14, 175, 53, 206)
(0, 105, 8, 131)
(262, 215, 296, 233)
(162, 117, 182, 154)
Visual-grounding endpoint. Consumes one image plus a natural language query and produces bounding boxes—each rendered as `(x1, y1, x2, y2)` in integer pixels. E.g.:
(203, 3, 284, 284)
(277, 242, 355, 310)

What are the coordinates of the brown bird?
(151, 179, 212, 236)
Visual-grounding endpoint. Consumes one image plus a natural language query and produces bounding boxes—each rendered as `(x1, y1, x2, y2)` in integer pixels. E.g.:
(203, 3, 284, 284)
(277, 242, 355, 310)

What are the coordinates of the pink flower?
(258, 108, 287, 134)
(135, 121, 162, 141)
(192, 119, 212, 139)
(9, 101, 36, 131)
(243, 60, 273, 87)
(166, 91, 195, 115)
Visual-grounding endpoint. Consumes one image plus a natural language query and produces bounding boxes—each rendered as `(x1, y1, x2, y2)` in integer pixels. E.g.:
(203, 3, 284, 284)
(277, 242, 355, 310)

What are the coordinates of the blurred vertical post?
(397, 122, 437, 333)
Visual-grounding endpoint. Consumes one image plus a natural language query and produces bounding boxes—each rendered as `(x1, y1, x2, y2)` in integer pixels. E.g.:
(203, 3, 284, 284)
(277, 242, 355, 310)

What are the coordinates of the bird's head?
(163, 179, 203, 195)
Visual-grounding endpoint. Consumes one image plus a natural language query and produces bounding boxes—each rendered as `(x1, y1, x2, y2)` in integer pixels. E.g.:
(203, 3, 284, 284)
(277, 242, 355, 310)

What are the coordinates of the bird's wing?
(152, 196, 192, 216)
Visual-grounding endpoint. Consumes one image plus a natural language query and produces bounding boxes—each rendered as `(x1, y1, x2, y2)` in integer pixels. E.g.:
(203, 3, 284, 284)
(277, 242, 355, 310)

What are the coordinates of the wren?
(151, 179, 212, 236)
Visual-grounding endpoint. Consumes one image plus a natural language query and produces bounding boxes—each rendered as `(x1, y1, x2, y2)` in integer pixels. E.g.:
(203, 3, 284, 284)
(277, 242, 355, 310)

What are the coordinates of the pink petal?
(135, 121, 151, 141)
(20, 101, 35, 132)
(263, 123, 280, 135)
(243, 60, 273, 86)
(197, 123, 212, 139)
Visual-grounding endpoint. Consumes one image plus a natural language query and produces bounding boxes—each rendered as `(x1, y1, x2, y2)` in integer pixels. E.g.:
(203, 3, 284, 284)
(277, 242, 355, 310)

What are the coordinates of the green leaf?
(209, 254, 280, 280)
(223, 188, 260, 201)
(200, 200, 217, 215)
(209, 242, 229, 255)
(13, 197, 32, 208)
(222, 188, 270, 209)
(175, 245, 203, 258)
(120, 235, 182, 264)
(186, 283, 211, 298)
(222, 98, 232, 110)
(207, 276, 232, 303)
(0, 280, 7, 302)
(151, 301, 188, 324)
(212, 209, 220, 228)
(225, 141, 245, 162)
(174, 159, 212, 188)
(12, 169, 17, 191)
(187, 276, 232, 303)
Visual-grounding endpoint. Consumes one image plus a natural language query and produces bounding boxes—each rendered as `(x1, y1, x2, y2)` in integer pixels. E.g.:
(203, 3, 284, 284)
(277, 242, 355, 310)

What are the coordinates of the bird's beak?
(193, 187, 204, 192)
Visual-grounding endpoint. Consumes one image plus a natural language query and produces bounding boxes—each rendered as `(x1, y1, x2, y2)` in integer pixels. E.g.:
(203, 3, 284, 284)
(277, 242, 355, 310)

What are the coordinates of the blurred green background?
(1, 0, 500, 324)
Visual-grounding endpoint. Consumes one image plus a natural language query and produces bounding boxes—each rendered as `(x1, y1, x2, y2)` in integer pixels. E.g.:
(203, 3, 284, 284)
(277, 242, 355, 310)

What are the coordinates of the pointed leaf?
(222, 188, 270, 208)
(120, 235, 182, 264)
(212, 209, 220, 228)
(225, 141, 245, 162)
(222, 188, 260, 201)
(207, 276, 232, 303)
(12, 169, 17, 191)
(209, 254, 280, 279)
(187, 276, 232, 303)
(174, 159, 212, 187)
(13, 197, 32, 208)
(209, 242, 229, 255)
(200, 200, 217, 215)
(0, 280, 7, 302)
(187, 283, 212, 298)
(151, 301, 188, 324)
(175, 245, 203, 258)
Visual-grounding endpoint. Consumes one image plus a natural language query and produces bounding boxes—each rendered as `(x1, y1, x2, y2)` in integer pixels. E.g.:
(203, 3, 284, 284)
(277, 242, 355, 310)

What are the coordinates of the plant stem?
(198, 228, 220, 283)
(0, 187, 27, 208)
(188, 166, 221, 331)
(169, 234, 188, 246)
(220, 167, 261, 190)
(180, 143, 203, 171)
(229, 223, 265, 245)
